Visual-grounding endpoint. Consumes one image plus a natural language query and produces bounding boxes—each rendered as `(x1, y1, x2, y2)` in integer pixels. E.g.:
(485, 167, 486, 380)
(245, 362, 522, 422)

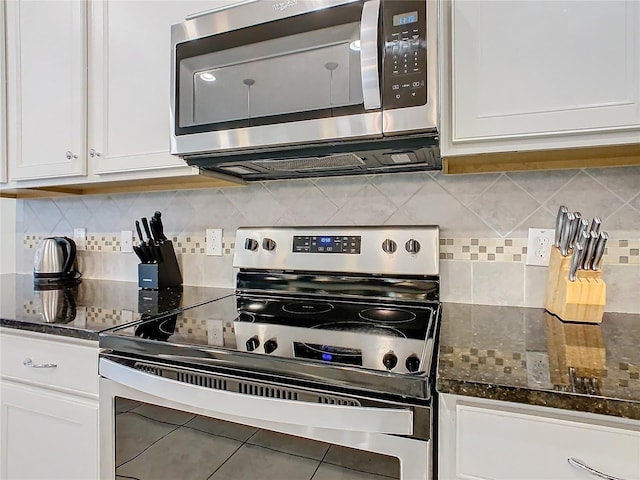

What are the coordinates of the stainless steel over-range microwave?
(170, 0, 440, 181)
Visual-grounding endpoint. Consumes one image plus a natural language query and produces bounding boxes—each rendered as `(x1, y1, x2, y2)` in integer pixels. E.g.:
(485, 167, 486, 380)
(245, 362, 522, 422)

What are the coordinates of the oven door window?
(175, 2, 376, 134)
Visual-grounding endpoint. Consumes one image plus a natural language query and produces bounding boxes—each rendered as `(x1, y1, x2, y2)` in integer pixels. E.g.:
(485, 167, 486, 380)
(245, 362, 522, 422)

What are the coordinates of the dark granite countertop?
(437, 303, 640, 421)
(0, 274, 233, 341)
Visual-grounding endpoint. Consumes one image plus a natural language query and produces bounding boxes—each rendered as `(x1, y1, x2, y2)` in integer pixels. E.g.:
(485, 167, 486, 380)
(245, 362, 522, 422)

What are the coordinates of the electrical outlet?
(526, 228, 554, 266)
(120, 230, 133, 253)
(73, 227, 86, 251)
(206, 228, 223, 256)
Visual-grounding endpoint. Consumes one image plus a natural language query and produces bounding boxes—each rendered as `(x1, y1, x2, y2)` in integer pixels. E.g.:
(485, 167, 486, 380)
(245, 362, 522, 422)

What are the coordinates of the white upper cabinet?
(3, 0, 238, 186)
(441, 0, 640, 156)
(88, 1, 221, 175)
(1, 1, 7, 184)
(5, 0, 87, 180)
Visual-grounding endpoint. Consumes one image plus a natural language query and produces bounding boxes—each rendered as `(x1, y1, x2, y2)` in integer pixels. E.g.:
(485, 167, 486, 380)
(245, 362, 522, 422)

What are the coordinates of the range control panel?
(293, 235, 361, 254)
(382, 0, 428, 109)
(233, 226, 440, 276)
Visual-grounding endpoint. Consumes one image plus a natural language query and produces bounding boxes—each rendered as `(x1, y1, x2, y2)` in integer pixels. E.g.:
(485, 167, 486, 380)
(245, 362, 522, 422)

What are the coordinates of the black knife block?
(138, 241, 183, 290)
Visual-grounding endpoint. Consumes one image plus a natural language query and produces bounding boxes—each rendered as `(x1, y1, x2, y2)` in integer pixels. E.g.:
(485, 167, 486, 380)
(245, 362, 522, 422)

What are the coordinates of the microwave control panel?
(382, 1, 427, 109)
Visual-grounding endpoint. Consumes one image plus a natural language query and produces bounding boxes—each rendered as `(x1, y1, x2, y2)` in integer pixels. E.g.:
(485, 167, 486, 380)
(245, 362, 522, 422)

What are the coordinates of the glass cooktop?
(101, 294, 439, 374)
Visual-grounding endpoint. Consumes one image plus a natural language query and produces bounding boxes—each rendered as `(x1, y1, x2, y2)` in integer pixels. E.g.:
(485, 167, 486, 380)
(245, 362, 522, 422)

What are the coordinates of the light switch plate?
(121, 230, 133, 253)
(73, 228, 86, 251)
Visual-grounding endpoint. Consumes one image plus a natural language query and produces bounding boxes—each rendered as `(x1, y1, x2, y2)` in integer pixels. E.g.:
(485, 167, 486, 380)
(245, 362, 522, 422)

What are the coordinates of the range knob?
(245, 336, 260, 352)
(262, 238, 277, 251)
(244, 238, 259, 251)
(405, 354, 421, 373)
(382, 238, 397, 254)
(382, 351, 398, 370)
(405, 239, 421, 254)
(264, 339, 278, 354)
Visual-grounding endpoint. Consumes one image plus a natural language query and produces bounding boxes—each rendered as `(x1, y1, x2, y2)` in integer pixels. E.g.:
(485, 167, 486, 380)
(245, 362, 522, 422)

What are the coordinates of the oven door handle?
(99, 358, 413, 435)
(360, 0, 381, 110)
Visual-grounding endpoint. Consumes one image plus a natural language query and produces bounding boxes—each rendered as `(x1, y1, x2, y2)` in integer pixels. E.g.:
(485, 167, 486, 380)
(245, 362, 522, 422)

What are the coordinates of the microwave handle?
(360, 0, 381, 110)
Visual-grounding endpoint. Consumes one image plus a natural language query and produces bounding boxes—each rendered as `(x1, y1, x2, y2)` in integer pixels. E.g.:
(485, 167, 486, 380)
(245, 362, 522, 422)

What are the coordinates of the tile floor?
(114, 398, 400, 480)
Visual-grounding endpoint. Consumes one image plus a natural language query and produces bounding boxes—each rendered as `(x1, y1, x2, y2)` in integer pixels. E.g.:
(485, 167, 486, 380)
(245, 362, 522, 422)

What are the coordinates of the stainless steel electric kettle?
(33, 236, 80, 284)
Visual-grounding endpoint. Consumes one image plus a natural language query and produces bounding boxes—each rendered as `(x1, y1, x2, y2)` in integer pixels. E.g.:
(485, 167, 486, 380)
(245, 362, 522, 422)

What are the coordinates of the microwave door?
(171, 0, 383, 156)
(360, 0, 381, 111)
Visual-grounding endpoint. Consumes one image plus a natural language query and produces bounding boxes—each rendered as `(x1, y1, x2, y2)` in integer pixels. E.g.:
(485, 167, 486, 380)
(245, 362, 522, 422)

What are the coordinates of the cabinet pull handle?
(568, 458, 626, 480)
(89, 149, 101, 158)
(23, 358, 57, 369)
(65, 151, 78, 160)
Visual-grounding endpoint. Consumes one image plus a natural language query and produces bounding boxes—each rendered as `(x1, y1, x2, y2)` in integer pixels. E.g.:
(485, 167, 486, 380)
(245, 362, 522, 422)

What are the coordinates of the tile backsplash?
(16, 167, 640, 313)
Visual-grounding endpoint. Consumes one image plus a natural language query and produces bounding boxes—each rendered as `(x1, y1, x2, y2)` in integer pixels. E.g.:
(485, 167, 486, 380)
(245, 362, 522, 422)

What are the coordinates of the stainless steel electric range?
(99, 226, 441, 480)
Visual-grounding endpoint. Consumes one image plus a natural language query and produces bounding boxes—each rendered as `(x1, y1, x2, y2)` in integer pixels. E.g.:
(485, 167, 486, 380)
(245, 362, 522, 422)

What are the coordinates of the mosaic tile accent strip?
(22, 235, 639, 264)
(439, 346, 527, 377)
(439, 238, 529, 262)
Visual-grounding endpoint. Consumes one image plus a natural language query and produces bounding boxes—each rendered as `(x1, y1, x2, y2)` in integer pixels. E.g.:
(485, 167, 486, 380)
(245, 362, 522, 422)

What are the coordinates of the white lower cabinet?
(0, 382, 98, 480)
(438, 394, 640, 480)
(0, 329, 99, 480)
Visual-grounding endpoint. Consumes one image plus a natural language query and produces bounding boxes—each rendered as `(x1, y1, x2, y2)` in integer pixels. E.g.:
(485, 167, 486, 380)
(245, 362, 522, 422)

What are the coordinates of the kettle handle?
(57, 237, 77, 276)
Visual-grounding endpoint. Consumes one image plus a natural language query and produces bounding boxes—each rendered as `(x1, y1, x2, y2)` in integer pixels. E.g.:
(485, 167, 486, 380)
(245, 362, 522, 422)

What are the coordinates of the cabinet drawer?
(456, 404, 640, 480)
(0, 330, 98, 396)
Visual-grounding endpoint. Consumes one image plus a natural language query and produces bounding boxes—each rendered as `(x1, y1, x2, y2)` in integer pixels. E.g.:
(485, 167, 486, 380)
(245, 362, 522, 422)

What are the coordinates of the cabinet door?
(5, 0, 87, 180)
(0, 381, 99, 480)
(88, 0, 232, 175)
(1, 1, 7, 184)
(449, 0, 640, 146)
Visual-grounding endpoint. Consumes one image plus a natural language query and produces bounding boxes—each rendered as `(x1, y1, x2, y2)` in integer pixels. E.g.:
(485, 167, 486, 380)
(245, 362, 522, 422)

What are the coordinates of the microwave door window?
(179, 21, 365, 129)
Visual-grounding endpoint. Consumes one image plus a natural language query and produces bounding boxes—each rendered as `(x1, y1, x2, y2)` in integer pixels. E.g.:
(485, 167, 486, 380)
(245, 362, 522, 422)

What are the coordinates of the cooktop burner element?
(283, 301, 334, 315)
(100, 225, 441, 400)
(359, 308, 417, 323)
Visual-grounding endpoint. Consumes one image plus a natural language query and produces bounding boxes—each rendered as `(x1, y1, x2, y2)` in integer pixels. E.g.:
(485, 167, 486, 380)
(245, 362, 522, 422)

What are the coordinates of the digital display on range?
(292, 235, 361, 254)
(393, 10, 418, 26)
(294, 342, 362, 366)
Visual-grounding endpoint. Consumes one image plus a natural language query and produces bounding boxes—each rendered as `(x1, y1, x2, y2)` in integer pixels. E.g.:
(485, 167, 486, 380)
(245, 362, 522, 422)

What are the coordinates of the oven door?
(99, 356, 432, 480)
(170, 0, 382, 157)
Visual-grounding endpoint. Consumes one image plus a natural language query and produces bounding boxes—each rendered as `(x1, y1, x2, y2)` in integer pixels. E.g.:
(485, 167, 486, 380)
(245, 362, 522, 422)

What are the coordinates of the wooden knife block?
(544, 247, 606, 324)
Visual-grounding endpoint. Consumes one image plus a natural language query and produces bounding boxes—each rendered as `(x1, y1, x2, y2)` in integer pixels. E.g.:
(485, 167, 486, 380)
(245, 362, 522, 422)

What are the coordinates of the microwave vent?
(253, 153, 364, 172)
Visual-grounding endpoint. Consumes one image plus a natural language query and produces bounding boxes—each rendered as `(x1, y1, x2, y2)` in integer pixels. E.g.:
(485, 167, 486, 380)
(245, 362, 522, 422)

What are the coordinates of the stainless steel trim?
(185, 0, 259, 20)
(99, 356, 424, 437)
(360, 0, 381, 110)
(98, 332, 434, 400)
(172, 0, 362, 46)
(23, 358, 57, 369)
(568, 458, 626, 480)
(171, 113, 382, 156)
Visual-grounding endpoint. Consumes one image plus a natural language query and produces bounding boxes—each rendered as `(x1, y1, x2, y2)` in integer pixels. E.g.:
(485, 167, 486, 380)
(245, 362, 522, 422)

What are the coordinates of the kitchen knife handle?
(591, 231, 608, 271)
(568, 243, 583, 282)
(554, 206, 568, 248)
(576, 229, 590, 251)
(560, 212, 574, 256)
(141, 217, 153, 244)
(569, 212, 582, 249)
(149, 217, 160, 244)
(135, 221, 145, 244)
(581, 231, 599, 270)
(589, 216, 602, 236)
(154, 211, 168, 241)
(575, 218, 589, 249)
